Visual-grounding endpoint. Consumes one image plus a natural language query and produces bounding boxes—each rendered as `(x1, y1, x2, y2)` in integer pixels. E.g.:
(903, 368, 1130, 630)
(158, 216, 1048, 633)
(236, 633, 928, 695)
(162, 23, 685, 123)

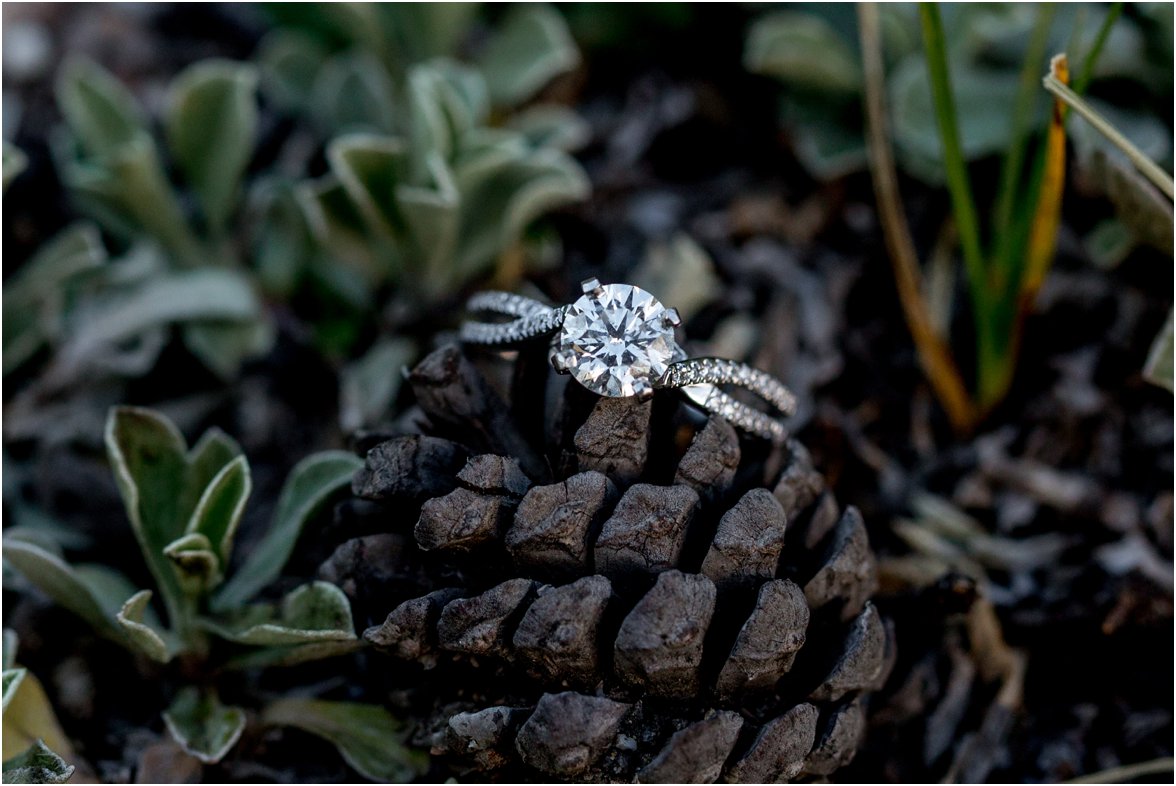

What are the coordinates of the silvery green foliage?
(2, 632, 76, 783)
(258, 4, 580, 132)
(55, 56, 257, 257)
(1144, 310, 1173, 392)
(45, 57, 273, 380)
(3, 231, 270, 389)
(746, 4, 1171, 182)
(255, 4, 590, 304)
(2, 141, 26, 191)
(262, 698, 429, 782)
(2, 741, 74, 784)
(302, 60, 589, 302)
(2, 407, 363, 763)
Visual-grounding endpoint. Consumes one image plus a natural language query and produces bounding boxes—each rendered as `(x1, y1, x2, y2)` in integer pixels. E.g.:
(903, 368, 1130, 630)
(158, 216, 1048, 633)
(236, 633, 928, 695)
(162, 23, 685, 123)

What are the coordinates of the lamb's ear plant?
(2, 407, 421, 775)
(302, 58, 589, 306)
(249, 3, 589, 349)
(49, 57, 272, 380)
(2, 141, 26, 191)
(2, 631, 77, 784)
(258, 3, 581, 136)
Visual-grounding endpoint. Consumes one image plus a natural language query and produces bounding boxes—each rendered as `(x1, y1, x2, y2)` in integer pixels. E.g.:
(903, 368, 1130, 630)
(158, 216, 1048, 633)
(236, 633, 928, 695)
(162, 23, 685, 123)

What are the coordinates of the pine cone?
(326, 344, 892, 782)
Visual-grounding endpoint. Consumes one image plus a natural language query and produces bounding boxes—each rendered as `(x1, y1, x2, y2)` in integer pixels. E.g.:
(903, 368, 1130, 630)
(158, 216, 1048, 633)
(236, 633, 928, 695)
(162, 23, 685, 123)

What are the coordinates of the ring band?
(460, 279, 796, 442)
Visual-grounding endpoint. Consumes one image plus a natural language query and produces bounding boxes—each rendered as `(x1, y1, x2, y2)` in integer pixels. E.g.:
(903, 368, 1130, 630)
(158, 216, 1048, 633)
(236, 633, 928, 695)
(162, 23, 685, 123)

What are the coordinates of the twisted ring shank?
(461, 292, 566, 346)
(656, 357, 796, 442)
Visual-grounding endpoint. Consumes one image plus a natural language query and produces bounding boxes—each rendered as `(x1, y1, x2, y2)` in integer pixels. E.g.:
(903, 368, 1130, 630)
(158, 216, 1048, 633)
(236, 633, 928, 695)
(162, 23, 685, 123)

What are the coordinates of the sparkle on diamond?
(558, 284, 680, 397)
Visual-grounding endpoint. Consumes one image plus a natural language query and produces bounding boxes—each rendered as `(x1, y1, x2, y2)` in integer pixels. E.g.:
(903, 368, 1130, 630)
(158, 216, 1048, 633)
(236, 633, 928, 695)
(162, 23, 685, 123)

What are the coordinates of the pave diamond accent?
(657, 357, 797, 442)
(657, 357, 798, 414)
(461, 292, 565, 346)
(557, 284, 680, 398)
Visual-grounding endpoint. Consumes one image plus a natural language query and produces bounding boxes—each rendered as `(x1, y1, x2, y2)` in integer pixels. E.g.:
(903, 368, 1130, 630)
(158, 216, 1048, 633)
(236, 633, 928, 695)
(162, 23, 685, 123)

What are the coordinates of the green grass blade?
(992, 4, 1056, 259)
(918, 3, 987, 298)
(1075, 2, 1123, 94)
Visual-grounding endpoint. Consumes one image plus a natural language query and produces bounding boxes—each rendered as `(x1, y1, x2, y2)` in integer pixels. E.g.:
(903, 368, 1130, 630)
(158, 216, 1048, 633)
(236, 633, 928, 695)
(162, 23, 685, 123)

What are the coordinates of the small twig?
(1063, 756, 1175, 784)
(857, 3, 976, 433)
(1044, 72, 1175, 199)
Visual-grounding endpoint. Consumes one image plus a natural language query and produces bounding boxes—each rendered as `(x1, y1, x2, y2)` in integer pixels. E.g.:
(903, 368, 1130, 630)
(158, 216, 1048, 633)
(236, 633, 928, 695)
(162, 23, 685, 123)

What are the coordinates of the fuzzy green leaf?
(60, 135, 199, 264)
(339, 338, 415, 432)
(327, 134, 411, 237)
(252, 179, 314, 298)
(407, 61, 487, 163)
(60, 269, 266, 380)
(396, 152, 461, 287)
(71, 564, 144, 621)
(262, 699, 428, 783)
(1, 539, 124, 642)
(2, 669, 26, 713)
(506, 104, 591, 152)
(205, 582, 355, 645)
(165, 60, 259, 235)
(56, 57, 146, 159)
(782, 98, 868, 180)
(182, 320, 276, 381)
(215, 452, 362, 609)
(2, 629, 17, 672)
(310, 51, 397, 135)
(2, 223, 106, 376)
(2, 740, 75, 784)
(164, 533, 222, 596)
(378, 2, 478, 63)
(184, 454, 251, 565)
(1144, 310, 1174, 393)
(162, 687, 246, 765)
(3, 142, 27, 191)
(889, 56, 1028, 184)
(222, 639, 364, 671)
(477, 4, 579, 107)
(745, 11, 861, 93)
(452, 134, 589, 281)
(115, 590, 173, 663)
(104, 406, 191, 623)
(256, 30, 330, 113)
(184, 429, 244, 509)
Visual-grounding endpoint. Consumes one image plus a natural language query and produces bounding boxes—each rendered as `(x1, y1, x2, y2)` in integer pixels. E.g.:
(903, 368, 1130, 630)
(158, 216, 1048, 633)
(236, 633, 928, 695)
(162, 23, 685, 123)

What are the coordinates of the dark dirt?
(3, 3, 1172, 784)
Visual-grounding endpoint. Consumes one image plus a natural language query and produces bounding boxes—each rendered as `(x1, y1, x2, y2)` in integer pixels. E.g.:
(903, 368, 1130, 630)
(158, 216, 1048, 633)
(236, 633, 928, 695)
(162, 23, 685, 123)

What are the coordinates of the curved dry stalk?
(857, 3, 977, 433)
(1063, 757, 1175, 785)
(1044, 70, 1175, 199)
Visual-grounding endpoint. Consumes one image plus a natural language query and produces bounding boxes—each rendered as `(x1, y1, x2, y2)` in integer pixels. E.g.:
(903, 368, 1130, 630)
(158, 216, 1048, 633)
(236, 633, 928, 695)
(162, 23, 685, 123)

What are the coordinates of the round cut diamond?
(557, 284, 680, 397)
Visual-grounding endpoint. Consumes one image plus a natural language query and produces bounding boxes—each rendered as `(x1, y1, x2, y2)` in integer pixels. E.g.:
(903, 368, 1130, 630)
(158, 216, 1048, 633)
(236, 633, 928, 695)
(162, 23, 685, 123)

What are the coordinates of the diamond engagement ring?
(460, 278, 797, 442)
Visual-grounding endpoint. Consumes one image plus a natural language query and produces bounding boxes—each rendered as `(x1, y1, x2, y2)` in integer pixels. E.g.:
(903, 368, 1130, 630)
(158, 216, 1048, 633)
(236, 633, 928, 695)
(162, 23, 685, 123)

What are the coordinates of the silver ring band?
(656, 357, 796, 442)
(461, 281, 796, 442)
(459, 293, 565, 346)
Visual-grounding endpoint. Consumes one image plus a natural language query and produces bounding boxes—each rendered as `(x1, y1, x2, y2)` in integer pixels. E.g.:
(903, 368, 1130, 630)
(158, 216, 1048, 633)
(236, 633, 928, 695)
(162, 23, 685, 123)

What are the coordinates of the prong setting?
(580, 277, 604, 295)
(550, 352, 573, 375)
(663, 308, 682, 328)
(632, 379, 655, 401)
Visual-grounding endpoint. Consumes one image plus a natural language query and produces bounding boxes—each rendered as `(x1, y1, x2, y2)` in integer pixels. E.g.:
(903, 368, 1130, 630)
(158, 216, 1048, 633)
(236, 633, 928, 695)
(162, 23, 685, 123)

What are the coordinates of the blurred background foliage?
(747, 2, 1173, 425)
(3, 2, 592, 446)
